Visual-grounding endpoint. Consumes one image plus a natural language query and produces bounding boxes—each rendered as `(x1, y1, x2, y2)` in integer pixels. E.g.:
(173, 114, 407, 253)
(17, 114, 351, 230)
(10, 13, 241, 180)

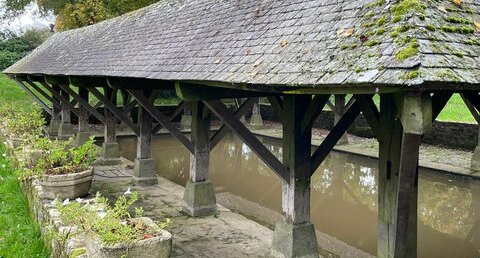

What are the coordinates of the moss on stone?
(390, 31, 400, 38)
(70, 248, 87, 258)
(435, 70, 460, 81)
(400, 70, 420, 80)
(441, 25, 475, 34)
(431, 42, 441, 52)
(376, 27, 386, 35)
(453, 51, 464, 58)
(425, 24, 436, 31)
(446, 16, 473, 25)
(364, 39, 381, 47)
(395, 38, 419, 60)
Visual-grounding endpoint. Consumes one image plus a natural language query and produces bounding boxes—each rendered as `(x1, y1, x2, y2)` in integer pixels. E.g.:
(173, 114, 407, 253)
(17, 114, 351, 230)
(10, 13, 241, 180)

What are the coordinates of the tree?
(0, 28, 51, 69)
(3, 0, 160, 31)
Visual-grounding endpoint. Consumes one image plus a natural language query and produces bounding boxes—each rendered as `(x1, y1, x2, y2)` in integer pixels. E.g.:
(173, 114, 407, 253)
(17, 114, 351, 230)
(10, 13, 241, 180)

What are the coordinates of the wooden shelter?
(4, 0, 480, 257)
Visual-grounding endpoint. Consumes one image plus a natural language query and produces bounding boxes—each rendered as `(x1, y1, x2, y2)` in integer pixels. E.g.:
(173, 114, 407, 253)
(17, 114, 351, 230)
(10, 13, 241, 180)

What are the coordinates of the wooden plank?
(14, 80, 53, 116)
(460, 93, 480, 124)
(210, 98, 256, 150)
(267, 96, 284, 123)
(137, 101, 153, 159)
(78, 88, 90, 132)
(128, 89, 194, 154)
(176, 82, 277, 101)
(153, 101, 186, 133)
(394, 133, 421, 258)
(204, 100, 289, 183)
(378, 94, 403, 258)
(431, 92, 453, 121)
(24, 80, 59, 108)
(301, 95, 329, 134)
(190, 101, 211, 182)
(326, 100, 335, 111)
(87, 87, 139, 135)
(56, 84, 105, 124)
(39, 82, 82, 118)
(310, 102, 361, 175)
(354, 95, 379, 137)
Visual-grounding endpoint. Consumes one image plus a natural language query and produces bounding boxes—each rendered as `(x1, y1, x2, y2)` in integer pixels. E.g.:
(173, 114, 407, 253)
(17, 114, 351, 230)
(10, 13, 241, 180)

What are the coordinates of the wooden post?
(57, 86, 75, 138)
(132, 90, 158, 186)
(334, 94, 348, 145)
(180, 104, 192, 130)
(48, 85, 62, 136)
(271, 95, 318, 258)
(75, 88, 91, 146)
(101, 87, 121, 164)
(378, 92, 431, 258)
(182, 101, 216, 217)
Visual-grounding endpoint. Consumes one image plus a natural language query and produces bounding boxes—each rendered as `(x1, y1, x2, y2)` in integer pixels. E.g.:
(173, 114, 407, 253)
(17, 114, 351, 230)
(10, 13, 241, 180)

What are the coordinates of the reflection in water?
(118, 134, 480, 258)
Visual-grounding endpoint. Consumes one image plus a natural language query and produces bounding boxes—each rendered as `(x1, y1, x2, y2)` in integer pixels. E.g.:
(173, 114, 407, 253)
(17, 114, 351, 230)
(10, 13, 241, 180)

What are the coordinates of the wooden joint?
(353, 94, 379, 138)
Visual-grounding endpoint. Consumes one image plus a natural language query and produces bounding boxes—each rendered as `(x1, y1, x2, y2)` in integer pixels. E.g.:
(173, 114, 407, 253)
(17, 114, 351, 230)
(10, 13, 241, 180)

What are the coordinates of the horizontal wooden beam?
(204, 100, 289, 183)
(70, 76, 108, 88)
(87, 87, 139, 135)
(310, 102, 361, 176)
(176, 82, 279, 101)
(107, 77, 175, 90)
(128, 89, 194, 153)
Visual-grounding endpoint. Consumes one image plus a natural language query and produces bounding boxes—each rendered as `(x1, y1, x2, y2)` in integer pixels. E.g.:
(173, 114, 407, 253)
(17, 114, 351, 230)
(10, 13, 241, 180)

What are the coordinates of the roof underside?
(4, 0, 480, 89)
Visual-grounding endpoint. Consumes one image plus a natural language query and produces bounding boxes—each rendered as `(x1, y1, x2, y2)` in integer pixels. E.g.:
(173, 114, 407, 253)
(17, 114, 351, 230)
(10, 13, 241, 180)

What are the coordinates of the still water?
(118, 134, 480, 258)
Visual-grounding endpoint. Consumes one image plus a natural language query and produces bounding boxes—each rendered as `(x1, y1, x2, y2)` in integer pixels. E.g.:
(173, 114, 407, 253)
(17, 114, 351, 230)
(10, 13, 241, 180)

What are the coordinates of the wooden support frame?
(204, 100, 290, 183)
(354, 95, 379, 138)
(13, 79, 53, 116)
(127, 89, 194, 153)
(38, 81, 82, 118)
(431, 92, 453, 121)
(56, 84, 106, 124)
(152, 101, 186, 133)
(460, 93, 480, 124)
(87, 87, 139, 135)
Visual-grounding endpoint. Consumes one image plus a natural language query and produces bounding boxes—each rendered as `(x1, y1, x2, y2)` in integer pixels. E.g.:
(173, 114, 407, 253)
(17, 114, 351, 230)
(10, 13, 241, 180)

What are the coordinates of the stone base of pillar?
(48, 119, 61, 137)
(180, 115, 192, 130)
(471, 145, 480, 171)
(271, 221, 319, 258)
(249, 114, 264, 129)
(75, 131, 91, 147)
(97, 142, 121, 165)
(132, 158, 158, 186)
(58, 123, 76, 139)
(182, 180, 217, 217)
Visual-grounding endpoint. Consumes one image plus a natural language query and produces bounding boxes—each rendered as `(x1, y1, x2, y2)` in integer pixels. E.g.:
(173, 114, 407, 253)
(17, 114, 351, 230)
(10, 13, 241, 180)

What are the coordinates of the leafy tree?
(0, 29, 51, 69)
(3, 0, 160, 31)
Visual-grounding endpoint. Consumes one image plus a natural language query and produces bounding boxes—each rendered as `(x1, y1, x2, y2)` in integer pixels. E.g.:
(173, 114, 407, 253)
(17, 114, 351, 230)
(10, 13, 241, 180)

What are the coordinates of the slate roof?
(4, 0, 480, 89)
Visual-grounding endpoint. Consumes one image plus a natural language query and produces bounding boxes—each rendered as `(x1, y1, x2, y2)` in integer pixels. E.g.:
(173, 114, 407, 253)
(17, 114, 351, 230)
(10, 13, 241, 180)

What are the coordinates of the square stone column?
(182, 101, 216, 217)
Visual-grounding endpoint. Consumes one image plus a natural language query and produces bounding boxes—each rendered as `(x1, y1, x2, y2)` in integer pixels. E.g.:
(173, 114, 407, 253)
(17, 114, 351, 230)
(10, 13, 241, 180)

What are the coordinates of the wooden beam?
(210, 98, 256, 150)
(204, 100, 289, 183)
(152, 101, 186, 133)
(69, 76, 107, 88)
(107, 77, 174, 90)
(177, 82, 278, 101)
(13, 79, 53, 116)
(24, 80, 59, 108)
(39, 82, 82, 118)
(56, 84, 105, 124)
(127, 89, 194, 153)
(87, 87, 139, 135)
(267, 96, 284, 123)
(431, 92, 453, 121)
(310, 102, 361, 175)
(326, 100, 335, 111)
(354, 95, 379, 138)
(460, 93, 480, 124)
(301, 95, 330, 134)
(190, 101, 211, 182)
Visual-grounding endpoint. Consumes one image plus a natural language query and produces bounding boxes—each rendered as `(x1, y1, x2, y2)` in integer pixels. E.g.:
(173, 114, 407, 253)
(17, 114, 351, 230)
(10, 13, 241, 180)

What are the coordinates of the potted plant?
(34, 137, 97, 199)
(57, 192, 172, 258)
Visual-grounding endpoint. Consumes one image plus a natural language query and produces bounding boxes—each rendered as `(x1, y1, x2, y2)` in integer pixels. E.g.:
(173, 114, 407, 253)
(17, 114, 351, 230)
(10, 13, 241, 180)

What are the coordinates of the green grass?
(0, 74, 38, 112)
(0, 143, 49, 257)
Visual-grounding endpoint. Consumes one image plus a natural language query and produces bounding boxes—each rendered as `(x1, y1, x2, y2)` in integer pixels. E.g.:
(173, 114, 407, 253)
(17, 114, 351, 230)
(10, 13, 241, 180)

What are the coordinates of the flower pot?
(85, 217, 172, 258)
(40, 167, 94, 200)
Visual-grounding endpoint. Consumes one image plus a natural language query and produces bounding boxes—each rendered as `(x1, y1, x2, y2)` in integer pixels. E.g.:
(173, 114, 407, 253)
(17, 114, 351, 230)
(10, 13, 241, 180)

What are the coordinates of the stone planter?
(85, 217, 172, 258)
(40, 167, 94, 200)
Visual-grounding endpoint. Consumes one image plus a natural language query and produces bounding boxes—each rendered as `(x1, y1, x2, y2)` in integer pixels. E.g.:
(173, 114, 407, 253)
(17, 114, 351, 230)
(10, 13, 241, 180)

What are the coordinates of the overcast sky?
(0, 0, 54, 35)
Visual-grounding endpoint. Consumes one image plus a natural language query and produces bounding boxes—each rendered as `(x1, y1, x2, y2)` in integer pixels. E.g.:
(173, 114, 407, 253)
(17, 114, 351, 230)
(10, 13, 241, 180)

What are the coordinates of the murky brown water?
(118, 134, 480, 258)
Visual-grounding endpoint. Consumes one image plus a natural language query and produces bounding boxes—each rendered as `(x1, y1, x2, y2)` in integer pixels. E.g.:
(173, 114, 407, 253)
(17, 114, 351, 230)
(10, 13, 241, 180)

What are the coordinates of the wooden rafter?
(204, 100, 289, 183)
(13, 80, 53, 116)
(37, 82, 82, 118)
(56, 84, 105, 124)
(87, 87, 139, 135)
(127, 89, 194, 153)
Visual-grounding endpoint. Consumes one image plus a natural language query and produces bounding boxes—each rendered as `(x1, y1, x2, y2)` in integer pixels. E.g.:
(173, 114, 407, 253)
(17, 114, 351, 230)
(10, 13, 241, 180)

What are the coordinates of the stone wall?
(260, 104, 479, 151)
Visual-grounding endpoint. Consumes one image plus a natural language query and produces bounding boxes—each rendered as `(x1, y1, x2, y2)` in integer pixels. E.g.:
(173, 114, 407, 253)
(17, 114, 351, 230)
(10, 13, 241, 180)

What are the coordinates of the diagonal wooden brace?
(127, 89, 194, 153)
(354, 95, 379, 138)
(87, 87, 139, 135)
(153, 101, 186, 133)
(38, 82, 82, 118)
(310, 101, 361, 176)
(56, 84, 105, 124)
(24, 80, 60, 109)
(204, 100, 289, 183)
(13, 79, 53, 116)
(209, 98, 256, 150)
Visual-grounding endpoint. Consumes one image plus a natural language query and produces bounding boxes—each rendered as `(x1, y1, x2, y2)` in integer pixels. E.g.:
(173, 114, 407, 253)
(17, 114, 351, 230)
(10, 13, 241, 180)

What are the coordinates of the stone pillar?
(180, 105, 192, 130)
(182, 101, 216, 217)
(48, 85, 62, 137)
(334, 94, 348, 145)
(58, 86, 76, 138)
(471, 128, 480, 171)
(250, 97, 264, 129)
(101, 87, 121, 165)
(271, 95, 318, 258)
(75, 88, 91, 147)
(132, 97, 158, 186)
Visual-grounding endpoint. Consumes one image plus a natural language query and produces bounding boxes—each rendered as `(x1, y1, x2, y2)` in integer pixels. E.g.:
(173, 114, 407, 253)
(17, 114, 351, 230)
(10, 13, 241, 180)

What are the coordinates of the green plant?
(57, 192, 171, 246)
(1, 106, 45, 137)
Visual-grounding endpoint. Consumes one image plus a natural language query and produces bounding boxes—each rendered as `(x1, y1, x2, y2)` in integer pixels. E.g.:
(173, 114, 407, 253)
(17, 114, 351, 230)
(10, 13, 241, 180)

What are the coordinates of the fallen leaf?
(452, 0, 461, 6)
(280, 39, 288, 47)
(437, 5, 447, 12)
(475, 21, 480, 32)
(250, 70, 258, 77)
(343, 28, 355, 37)
(253, 60, 262, 67)
(336, 28, 345, 35)
(214, 59, 221, 64)
(144, 234, 154, 239)
(360, 35, 369, 43)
